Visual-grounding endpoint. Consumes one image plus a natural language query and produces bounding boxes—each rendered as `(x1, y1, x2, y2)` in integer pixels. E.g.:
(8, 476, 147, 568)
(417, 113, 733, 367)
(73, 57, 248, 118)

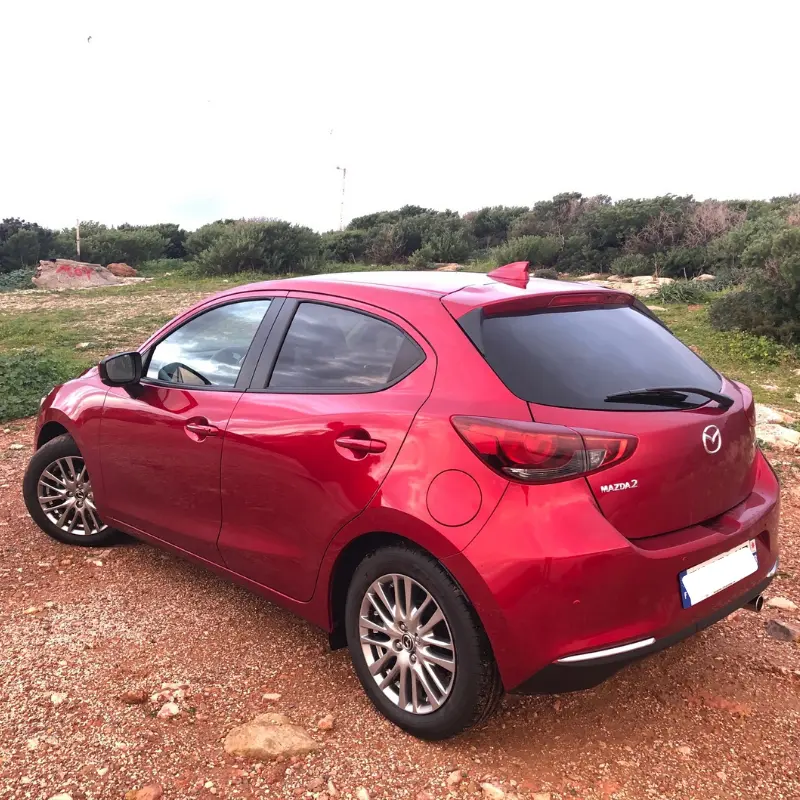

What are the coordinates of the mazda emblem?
(702, 425, 722, 454)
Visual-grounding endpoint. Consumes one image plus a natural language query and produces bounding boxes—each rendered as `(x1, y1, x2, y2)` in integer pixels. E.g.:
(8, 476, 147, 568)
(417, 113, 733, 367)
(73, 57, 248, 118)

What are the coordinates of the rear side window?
(268, 302, 424, 391)
(480, 306, 721, 411)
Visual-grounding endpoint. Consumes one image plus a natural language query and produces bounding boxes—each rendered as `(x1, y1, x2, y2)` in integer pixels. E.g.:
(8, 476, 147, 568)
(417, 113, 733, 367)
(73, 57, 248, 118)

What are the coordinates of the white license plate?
(679, 540, 758, 609)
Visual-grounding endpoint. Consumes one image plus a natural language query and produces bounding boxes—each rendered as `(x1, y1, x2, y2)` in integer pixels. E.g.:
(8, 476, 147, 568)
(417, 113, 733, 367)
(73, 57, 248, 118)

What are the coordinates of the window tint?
(481, 306, 721, 410)
(268, 303, 423, 391)
(146, 300, 271, 388)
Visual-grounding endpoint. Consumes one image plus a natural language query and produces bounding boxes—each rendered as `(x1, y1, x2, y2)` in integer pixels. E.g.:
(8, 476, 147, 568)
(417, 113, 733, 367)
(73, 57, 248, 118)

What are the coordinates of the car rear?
(438, 278, 780, 691)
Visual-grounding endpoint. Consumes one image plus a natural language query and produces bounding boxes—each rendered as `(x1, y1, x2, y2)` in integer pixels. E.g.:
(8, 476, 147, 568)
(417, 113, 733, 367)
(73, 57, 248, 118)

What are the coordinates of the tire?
(345, 543, 503, 739)
(23, 433, 118, 547)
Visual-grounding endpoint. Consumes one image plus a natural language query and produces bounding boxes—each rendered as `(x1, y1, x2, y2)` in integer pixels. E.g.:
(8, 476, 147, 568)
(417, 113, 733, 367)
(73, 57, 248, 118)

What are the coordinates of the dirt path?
(1, 420, 799, 800)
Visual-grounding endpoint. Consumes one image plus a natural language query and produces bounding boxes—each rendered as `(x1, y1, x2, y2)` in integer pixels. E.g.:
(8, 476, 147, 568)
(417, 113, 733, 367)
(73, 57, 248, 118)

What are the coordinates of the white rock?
(262, 692, 282, 701)
(760, 383, 779, 392)
(8, 443, 24, 450)
(481, 784, 506, 800)
(356, 789, 371, 800)
(646, 305, 666, 311)
(631, 275, 657, 285)
(26, 737, 39, 750)
(766, 596, 797, 611)
(533, 794, 552, 800)
(224, 713, 321, 759)
(574, 273, 603, 281)
(47, 794, 73, 800)
(447, 770, 464, 786)
(757, 424, 800, 450)
(156, 701, 180, 720)
(677, 745, 692, 755)
(317, 713, 335, 730)
(50, 692, 67, 705)
(756, 404, 787, 425)
(694, 273, 716, 281)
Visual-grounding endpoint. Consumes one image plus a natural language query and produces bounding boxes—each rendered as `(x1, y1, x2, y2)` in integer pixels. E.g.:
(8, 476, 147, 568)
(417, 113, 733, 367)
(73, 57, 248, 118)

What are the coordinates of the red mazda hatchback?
(24, 263, 780, 739)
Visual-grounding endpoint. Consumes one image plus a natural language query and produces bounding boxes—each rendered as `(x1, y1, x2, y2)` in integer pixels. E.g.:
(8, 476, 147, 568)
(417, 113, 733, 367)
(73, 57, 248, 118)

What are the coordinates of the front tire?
(23, 433, 118, 547)
(345, 544, 503, 739)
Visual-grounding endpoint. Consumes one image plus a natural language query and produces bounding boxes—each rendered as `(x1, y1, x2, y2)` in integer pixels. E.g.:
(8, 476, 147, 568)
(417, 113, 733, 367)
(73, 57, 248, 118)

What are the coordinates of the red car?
(23, 262, 779, 739)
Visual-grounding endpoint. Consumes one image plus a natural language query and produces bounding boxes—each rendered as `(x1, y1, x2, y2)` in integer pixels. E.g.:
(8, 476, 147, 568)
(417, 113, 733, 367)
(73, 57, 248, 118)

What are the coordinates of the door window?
(268, 302, 424, 391)
(146, 300, 271, 388)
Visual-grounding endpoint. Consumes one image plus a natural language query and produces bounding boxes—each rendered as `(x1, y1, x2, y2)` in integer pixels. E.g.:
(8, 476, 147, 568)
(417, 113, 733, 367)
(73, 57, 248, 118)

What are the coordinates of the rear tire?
(23, 434, 118, 547)
(345, 543, 503, 739)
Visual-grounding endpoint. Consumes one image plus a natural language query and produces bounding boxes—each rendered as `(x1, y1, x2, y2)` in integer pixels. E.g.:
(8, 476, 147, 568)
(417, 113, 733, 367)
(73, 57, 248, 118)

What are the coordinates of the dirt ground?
(1, 420, 799, 800)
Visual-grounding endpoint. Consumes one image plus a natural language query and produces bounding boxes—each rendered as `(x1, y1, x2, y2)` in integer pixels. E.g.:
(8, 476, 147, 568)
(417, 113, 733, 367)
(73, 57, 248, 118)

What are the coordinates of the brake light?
(451, 416, 637, 483)
(547, 292, 633, 308)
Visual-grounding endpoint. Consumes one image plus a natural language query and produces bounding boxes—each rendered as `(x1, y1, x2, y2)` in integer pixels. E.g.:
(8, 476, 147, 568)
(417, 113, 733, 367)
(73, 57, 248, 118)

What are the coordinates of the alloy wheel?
(358, 572, 456, 714)
(37, 456, 107, 536)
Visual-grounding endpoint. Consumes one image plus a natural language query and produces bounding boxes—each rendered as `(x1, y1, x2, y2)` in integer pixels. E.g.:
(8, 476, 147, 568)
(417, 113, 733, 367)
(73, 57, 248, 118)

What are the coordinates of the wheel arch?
(37, 421, 70, 449)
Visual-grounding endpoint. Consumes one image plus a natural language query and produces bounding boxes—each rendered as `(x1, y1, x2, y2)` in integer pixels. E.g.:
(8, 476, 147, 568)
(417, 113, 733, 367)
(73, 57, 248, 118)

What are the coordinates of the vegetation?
(0, 349, 75, 422)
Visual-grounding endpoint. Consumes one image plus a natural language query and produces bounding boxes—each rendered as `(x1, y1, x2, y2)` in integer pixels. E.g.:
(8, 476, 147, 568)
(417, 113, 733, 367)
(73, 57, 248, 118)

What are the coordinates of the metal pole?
(336, 166, 347, 231)
(76, 219, 81, 260)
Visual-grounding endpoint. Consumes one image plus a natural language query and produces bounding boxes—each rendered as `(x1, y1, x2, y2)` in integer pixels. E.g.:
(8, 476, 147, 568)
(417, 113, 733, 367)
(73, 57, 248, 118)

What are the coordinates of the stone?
(435, 263, 463, 272)
(50, 692, 67, 705)
(106, 262, 138, 278)
(224, 714, 321, 760)
(533, 794, 551, 800)
(694, 273, 716, 281)
(574, 273, 603, 281)
(416, 793, 434, 800)
(156, 701, 180, 719)
(766, 619, 800, 642)
(756, 404, 787, 425)
(327, 779, 339, 797)
(766, 596, 798, 611)
(33, 259, 122, 289)
(317, 713, 335, 731)
(121, 689, 148, 705)
(646, 305, 666, 311)
(47, 795, 73, 800)
(262, 692, 282, 701)
(677, 745, 692, 755)
(756, 424, 800, 450)
(631, 275, 656, 285)
(8, 443, 24, 450)
(760, 383, 779, 392)
(124, 785, 164, 800)
(306, 777, 325, 791)
(356, 789, 370, 800)
(447, 770, 464, 786)
(481, 783, 505, 799)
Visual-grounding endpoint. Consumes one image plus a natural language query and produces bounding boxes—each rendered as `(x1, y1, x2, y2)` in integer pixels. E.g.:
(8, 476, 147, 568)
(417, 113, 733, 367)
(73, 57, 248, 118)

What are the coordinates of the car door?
(217, 294, 435, 601)
(99, 295, 282, 563)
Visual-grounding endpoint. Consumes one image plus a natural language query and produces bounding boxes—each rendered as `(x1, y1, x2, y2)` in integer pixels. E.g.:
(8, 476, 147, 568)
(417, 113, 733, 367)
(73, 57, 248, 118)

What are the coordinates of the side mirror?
(99, 351, 142, 387)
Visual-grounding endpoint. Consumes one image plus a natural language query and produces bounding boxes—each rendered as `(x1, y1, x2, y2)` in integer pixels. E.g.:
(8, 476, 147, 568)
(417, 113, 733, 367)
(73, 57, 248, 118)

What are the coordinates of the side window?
(146, 300, 271, 388)
(268, 302, 424, 391)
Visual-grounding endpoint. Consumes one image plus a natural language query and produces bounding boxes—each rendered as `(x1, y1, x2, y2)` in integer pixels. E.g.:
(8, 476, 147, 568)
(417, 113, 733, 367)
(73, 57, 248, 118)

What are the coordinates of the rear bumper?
(444, 450, 780, 692)
(514, 568, 775, 693)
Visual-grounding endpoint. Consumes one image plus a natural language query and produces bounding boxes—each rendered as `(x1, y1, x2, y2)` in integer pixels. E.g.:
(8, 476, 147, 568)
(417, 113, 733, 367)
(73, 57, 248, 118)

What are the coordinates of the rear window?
(480, 305, 721, 411)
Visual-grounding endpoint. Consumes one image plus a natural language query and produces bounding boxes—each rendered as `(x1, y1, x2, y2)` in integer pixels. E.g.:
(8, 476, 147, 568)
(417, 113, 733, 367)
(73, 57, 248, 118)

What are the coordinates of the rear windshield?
(480, 306, 721, 411)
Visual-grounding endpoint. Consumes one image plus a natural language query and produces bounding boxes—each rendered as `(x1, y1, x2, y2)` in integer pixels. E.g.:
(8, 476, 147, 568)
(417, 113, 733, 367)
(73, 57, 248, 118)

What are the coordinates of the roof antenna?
(487, 261, 530, 288)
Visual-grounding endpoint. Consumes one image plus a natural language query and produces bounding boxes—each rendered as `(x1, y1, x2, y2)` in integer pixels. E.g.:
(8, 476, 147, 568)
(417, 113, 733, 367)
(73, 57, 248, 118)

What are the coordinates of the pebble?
(327, 779, 339, 796)
(156, 701, 180, 719)
(447, 769, 464, 786)
(356, 789, 370, 800)
(317, 713, 335, 731)
(124, 785, 164, 800)
(47, 794, 72, 800)
(766, 619, 800, 642)
(121, 689, 149, 705)
(481, 783, 505, 799)
(8, 443, 24, 450)
(50, 692, 68, 705)
(306, 777, 325, 791)
(533, 794, 552, 800)
(767, 596, 798, 612)
(262, 692, 282, 701)
(677, 745, 692, 755)
(416, 793, 434, 800)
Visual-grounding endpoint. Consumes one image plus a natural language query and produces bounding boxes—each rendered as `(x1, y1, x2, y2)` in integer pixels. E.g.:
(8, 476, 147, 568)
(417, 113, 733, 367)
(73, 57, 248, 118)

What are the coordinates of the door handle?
(335, 436, 387, 454)
(185, 421, 221, 438)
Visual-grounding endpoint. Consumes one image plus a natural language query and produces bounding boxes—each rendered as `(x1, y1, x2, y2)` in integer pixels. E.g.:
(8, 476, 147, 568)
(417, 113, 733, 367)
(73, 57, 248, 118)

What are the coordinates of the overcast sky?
(2, 1, 798, 233)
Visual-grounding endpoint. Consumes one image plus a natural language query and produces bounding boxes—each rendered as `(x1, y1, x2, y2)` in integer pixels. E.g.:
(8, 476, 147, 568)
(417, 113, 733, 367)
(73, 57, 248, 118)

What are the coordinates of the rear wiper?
(604, 386, 734, 410)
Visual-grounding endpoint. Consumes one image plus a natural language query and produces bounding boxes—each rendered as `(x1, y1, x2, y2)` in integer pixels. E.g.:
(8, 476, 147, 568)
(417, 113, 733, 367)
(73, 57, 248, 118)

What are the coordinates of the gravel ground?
(1, 419, 799, 800)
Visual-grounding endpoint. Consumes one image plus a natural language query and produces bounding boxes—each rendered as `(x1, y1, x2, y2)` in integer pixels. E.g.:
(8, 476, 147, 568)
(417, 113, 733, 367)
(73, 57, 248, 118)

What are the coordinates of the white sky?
(2, 0, 798, 233)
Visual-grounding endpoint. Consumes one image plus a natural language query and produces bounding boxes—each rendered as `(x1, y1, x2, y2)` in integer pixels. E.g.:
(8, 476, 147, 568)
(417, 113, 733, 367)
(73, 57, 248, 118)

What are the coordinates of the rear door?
(217, 295, 435, 600)
(475, 302, 757, 538)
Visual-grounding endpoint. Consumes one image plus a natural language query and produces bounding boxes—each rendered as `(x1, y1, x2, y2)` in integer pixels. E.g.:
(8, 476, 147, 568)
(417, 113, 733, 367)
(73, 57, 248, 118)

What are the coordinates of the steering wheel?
(158, 362, 212, 386)
(211, 346, 248, 366)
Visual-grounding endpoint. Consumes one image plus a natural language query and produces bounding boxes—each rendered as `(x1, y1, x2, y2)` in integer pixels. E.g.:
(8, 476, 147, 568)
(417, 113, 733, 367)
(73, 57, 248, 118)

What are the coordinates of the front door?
(99, 297, 276, 562)
(218, 297, 435, 601)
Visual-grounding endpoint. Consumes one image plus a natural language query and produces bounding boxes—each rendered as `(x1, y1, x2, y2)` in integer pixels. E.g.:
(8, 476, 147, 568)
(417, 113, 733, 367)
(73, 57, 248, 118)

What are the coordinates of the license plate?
(679, 540, 758, 609)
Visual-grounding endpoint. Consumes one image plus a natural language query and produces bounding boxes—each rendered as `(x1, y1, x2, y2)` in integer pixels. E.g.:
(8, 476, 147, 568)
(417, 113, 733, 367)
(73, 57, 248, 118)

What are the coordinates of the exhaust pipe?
(745, 594, 765, 613)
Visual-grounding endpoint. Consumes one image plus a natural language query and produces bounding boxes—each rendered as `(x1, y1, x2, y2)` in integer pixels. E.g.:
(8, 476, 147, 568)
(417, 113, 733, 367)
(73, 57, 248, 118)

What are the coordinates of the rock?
(447, 770, 465, 786)
(356, 789, 370, 800)
(416, 793, 434, 800)
(121, 689, 148, 705)
(97, 767, 109, 777)
(8, 443, 24, 450)
(23, 606, 42, 615)
(767, 597, 798, 611)
(756, 424, 800, 450)
(306, 777, 325, 791)
(756, 404, 787, 425)
(327, 779, 339, 797)
(124, 785, 164, 800)
(677, 745, 692, 755)
(262, 692, 282, 701)
(766, 619, 800, 642)
(47, 794, 73, 800)
(694, 273, 716, 281)
(317, 713, 335, 731)
(646, 305, 666, 311)
(33, 259, 122, 289)
(107, 262, 138, 278)
(224, 713, 321, 760)
(481, 783, 505, 799)
(435, 263, 463, 272)
(631, 275, 656, 285)
(533, 794, 551, 800)
(50, 692, 67, 705)
(75, 342, 91, 350)
(760, 383, 779, 392)
(156, 701, 180, 719)
(574, 273, 603, 281)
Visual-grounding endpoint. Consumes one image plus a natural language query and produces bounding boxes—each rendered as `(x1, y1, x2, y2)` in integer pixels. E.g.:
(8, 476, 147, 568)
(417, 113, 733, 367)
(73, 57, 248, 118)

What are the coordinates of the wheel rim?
(358, 573, 456, 715)
(37, 456, 107, 536)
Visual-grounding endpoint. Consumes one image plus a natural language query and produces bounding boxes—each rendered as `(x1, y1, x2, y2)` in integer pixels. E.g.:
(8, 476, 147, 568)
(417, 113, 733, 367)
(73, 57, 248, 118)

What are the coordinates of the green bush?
(185, 221, 234, 258)
(0, 349, 76, 422)
(0, 267, 36, 291)
(365, 224, 403, 265)
(194, 220, 321, 276)
(135, 258, 186, 275)
(465, 206, 529, 247)
(661, 247, 707, 278)
(610, 253, 651, 277)
(532, 267, 559, 280)
(489, 235, 562, 267)
(321, 230, 368, 263)
(82, 228, 169, 266)
(652, 280, 711, 304)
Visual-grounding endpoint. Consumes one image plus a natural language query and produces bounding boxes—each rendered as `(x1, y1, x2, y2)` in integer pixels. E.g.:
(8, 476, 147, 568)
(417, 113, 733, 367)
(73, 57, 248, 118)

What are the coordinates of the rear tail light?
(451, 416, 637, 484)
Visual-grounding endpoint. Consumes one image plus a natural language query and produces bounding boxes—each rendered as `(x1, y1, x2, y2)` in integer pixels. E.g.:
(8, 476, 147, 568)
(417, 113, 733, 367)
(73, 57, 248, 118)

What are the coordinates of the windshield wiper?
(604, 386, 734, 410)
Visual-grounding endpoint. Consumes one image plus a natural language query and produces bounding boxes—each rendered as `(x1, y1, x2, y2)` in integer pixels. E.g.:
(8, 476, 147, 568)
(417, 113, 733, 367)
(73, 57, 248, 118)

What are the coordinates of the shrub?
(661, 247, 708, 278)
(321, 230, 368, 263)
(193, 220, 321, 276)
(407, 245, 436, 269)
(120, 223, 187, 259)
(465, 206, 529, 247)
(651, 280, 711, 304)
(610, 253, 651, 277)
(185, 221, 234, 258)
(0, 349, 76, 422)
(82, 228, 169, 266)
(135, 258, 186, 275)
(365, 224, 403, 265)
(0, 267, 36, 291)
(532, 267, 559, 280)
(489, 235, 562, 267)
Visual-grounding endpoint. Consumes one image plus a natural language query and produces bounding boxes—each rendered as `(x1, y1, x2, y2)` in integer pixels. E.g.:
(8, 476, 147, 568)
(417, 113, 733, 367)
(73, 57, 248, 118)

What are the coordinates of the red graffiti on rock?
(56, 265, 94, 278)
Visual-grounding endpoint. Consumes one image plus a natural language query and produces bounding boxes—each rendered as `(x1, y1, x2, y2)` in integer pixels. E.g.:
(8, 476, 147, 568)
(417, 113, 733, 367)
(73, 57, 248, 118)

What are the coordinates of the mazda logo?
(702, 425, 722, 454)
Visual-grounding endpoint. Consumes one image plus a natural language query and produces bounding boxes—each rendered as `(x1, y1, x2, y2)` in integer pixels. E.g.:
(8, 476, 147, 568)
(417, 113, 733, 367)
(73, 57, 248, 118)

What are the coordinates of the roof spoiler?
(487, 261, 530, 288)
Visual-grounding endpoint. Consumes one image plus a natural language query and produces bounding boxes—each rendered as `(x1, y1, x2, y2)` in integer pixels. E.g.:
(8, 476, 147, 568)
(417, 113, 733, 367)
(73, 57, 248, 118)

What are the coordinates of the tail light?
(451, 416, 637, 484)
